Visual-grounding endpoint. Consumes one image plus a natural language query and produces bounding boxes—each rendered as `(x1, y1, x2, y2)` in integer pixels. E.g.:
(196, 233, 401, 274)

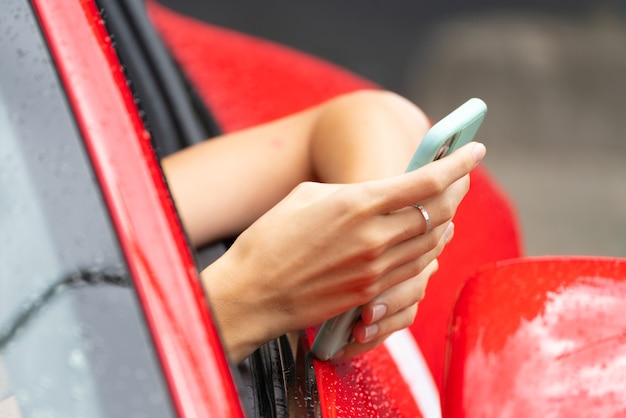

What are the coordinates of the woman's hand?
(201, 142, 486, 363)
(165, 89, 485, 362)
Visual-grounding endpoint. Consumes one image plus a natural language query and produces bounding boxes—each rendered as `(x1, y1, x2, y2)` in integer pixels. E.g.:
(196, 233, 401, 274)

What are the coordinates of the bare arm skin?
(162, 91, 429, 245)
(162, 90, 485, 362)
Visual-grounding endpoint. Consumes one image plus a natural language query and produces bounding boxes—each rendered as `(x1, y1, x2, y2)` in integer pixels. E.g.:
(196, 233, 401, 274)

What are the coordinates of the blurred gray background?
(158, 0, 626, 258)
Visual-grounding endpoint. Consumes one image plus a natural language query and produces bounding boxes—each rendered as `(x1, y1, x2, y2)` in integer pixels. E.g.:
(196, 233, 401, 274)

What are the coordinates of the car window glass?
(0, 0, 175, 417)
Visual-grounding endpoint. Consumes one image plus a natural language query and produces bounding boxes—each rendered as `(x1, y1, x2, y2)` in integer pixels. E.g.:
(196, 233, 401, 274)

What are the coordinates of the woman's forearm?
(162, 90, 431, 247)
(310, 90, 431, 183)
(161, 100, 321, 246)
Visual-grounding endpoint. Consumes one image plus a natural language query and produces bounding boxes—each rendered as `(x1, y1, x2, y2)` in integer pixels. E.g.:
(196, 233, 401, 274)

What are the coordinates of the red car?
(1, 0, 624, 417)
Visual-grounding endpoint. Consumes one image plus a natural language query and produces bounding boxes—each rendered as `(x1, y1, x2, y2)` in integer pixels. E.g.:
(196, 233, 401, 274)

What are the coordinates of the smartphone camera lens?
(435, 134, 457, 160)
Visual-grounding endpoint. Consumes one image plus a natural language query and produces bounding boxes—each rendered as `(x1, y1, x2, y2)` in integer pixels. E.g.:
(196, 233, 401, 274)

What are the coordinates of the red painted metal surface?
(31, 1, 244, 417)
(445, 257, 626, 417)
(305, 329, 425, 417)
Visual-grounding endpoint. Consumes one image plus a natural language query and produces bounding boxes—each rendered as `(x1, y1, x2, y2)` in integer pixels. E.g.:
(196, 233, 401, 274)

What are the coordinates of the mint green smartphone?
(310, 98, 487, 361)
(405, 97, 487, 171)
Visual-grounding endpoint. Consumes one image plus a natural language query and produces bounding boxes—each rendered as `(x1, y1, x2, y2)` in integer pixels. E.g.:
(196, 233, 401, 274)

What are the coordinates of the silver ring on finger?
(412, 203, 431, 234)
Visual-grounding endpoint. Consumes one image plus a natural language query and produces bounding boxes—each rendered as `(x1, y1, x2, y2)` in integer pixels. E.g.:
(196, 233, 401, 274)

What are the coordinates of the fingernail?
(363, 323, 379, 343)
(472, 142, 486, 163)
(370, 304, 387, 323)
(442, 222, 455, 244)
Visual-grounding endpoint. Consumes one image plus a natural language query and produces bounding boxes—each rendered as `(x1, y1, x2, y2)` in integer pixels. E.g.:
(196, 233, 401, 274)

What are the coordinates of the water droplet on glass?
(68, 349, 86, 371)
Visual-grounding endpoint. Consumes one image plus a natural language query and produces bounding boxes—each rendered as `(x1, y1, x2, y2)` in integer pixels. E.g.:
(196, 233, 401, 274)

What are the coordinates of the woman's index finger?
(363, 142, 486, 214)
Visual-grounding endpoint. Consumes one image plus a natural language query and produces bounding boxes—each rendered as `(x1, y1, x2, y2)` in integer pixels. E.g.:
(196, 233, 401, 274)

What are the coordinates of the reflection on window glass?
(0, 0, 175, 417)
